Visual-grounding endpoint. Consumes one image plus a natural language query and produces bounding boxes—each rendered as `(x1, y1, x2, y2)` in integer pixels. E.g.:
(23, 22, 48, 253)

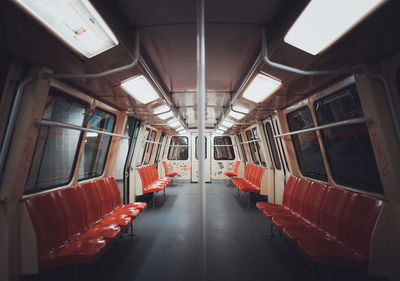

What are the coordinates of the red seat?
(224, 161, 240, 177)
(231, 163, 265, 194)
(163, 161, 179, 177)
(138, 165, 171, 194)
(298, 192, 384, 269)
(271, 178, 312, 230)
(256, 175, 298, 212)
(24, 192, 106, 270)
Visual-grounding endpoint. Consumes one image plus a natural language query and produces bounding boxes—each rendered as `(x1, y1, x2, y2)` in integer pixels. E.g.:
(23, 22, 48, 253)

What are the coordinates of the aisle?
(92, 180, 316, 281)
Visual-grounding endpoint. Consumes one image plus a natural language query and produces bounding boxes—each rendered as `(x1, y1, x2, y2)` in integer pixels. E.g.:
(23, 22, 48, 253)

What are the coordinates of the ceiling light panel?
(284, 0, 387, 55)
(121, 75, 159, 104)
(153, 104, 170, 115)
(169, 121, 181, 128)
(158, 111, 174, 120)
(228, 110, 246, 120)
(221, 119, 235, 128)
(179, 130, 187, 135)
(215, 129, 224, 135)
(218, 125, 228, 131)
(14, 0, 119, 58)
(232, 105, 249, 114)
(242, 73, 281, 103)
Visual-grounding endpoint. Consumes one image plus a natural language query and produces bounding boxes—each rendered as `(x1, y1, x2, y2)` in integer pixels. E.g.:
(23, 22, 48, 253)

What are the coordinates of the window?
(168, 136, 188, 160)
(245, 128, 266, 166)
(214, 136, 235, 160)
(195, 136, 207, 160)
(136, 128, 150, 167)
(315, 84, 383, 193)
(264, 122, 281, 170)
(78, 108, 116, 180)
(238, 134, 247, 162)
(128, 121, 141, 169)
(246, 130, 259, 164)
(274, 120, 290, 172)
(25, 90, 88, 194)
(252, 127, 266, 166)
(154, 132, 165, 163)
(287, 106, 327, 181)
(143, 130, 156, 165)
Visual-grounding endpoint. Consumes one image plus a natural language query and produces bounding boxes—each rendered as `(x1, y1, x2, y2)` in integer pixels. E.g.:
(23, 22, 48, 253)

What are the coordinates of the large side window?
(264, 122, 281, 170)
(143, 130, 156, 165)
(136, 128, 150, 167)
(274, 120, 290, 172)
(214, 136, 235, 160)
(168, 136, 188, 160)
(252, 127, 266, 166)
(238, 134, 247, 162)
(287, 106, 327, 181)
(154, 132, 165, 163)
(25, 89, 88, 193)
(78, 108, 116, 180)
(315, 84, 383, 193)
(246, 129, 259, 164)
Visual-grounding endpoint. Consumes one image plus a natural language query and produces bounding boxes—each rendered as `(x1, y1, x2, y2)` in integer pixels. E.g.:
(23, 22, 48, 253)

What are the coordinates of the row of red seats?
(137, 164, 172, 194)
(24, 176, 146, 270)
(231, 163, 265, 194)
(224, 161, 240, 177)
(256, 175, 384, 269)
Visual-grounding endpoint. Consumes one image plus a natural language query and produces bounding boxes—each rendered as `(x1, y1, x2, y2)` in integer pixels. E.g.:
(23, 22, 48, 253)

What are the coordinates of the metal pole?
(197, 0, 206, 279)
(0, 77, 36, 183)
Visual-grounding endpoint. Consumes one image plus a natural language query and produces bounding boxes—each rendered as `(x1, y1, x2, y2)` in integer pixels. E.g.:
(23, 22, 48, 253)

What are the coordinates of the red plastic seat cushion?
(297, 237, 367, 269)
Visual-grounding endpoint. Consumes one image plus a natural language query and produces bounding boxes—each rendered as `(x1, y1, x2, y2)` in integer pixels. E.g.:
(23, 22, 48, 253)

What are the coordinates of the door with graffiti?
(211, 135, 239, 179)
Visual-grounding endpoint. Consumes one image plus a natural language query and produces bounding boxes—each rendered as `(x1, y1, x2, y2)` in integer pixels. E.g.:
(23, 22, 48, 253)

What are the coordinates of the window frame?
(237, 134, 247, 162)
(143, 130, 156, 165)
(25, 88, 89, 194)
(213, 136, 235, 160)
(263, 121, 282, 170)
(154, 132, 165, 164)
(78, 107, 116, 181)
(167, 136, 189, 161)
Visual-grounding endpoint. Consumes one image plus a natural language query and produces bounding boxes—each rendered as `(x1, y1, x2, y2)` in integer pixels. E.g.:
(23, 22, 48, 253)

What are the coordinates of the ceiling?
(2, 0, 400, 133)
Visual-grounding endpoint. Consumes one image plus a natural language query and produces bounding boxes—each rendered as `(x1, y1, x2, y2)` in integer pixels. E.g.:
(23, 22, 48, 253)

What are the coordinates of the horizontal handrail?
(35, 119, 128, 139)
(274, 117, 371, 138)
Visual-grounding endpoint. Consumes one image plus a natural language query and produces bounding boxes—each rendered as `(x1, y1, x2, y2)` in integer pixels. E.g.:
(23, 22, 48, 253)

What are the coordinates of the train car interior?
(1, 0, 400, 280)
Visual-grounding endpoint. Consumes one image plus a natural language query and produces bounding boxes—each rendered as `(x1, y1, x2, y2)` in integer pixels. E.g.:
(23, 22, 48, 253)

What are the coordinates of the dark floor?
(24, 181, 387, 281)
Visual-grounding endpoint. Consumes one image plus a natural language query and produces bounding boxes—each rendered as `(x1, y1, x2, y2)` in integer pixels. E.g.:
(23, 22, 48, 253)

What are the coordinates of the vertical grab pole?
(197, 0, 206, 280)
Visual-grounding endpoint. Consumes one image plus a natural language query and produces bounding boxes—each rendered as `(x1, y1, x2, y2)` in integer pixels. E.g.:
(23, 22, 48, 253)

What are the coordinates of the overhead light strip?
(15, 0, 119, 58)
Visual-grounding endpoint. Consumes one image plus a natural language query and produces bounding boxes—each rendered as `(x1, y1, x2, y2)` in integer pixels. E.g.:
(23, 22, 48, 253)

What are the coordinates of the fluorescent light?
(121, 75, 159, 104)
(218, 125, 228, 131)
(284, 0, 387, 55)
(242, 73, 281, 103)
(14, 0, 119, 58)
(221, 119, 235, 128)
(153, 105, 170, 115)
(158, 111, 174, 120)
(228, 110, 246, 120)
(176, 127, 184, 132)
(169, 121, 181, 128)
(86, 132, 98, 138)
(215, 129, 224, 135)
(179, 130, 187, 135)
(232, 105, 249, 114)
(167, 118, 178, 124)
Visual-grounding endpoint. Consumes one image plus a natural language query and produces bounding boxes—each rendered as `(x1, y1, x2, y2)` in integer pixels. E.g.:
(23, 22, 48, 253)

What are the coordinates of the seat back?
(233, 161, 240, 174)
(290, 178, 311, 215)
(254, 166, 265, 188)
(56, 186, 87, 239)
(95, 178, 114, 215)
(318, 186, 350, 237)
(282, 176, 298, 208)
(24, 192, 68, 255)
(77, 182, 102, 225)
(107, 176, 123, 208)
(162, 161, 169, 174)
(302, 181, 328, 225)
(339, 193, 383, 255)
